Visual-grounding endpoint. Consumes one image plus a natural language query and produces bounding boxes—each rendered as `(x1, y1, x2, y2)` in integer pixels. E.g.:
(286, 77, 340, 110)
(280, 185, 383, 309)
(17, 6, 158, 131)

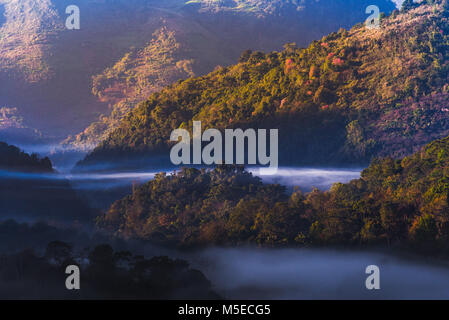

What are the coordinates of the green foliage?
(99, 165, 289, 246)
(80, 2, 449, 167)
(409, 213, 438, 243)
(98, 135, 449, 253)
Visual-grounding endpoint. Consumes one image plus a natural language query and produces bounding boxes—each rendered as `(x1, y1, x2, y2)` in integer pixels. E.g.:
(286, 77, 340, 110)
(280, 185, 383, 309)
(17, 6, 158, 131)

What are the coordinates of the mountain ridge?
(77, 1, 449, 170)
(0, 0, 396, 141)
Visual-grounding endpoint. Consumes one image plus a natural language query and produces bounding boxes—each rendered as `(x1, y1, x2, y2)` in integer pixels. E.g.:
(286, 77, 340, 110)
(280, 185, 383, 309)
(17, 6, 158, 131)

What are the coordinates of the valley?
(2, 0, 449, 301)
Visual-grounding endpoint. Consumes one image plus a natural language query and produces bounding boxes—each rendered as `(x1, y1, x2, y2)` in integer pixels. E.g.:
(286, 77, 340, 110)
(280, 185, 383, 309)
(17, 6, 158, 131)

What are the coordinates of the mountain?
(98, 132, 449, 251)
(61, 25, 208, 151)
(0, 0, 396, 143)
(0, 107, 46, 146)
(77, 1, 449, 170)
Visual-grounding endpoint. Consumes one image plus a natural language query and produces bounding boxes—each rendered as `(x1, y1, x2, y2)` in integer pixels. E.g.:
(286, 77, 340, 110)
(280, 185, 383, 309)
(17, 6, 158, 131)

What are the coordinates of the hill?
(0, 141, 52, 172)
(76, 1, 449, 170)
(97, 133, 449, 252)
(0, 0, 395, 141)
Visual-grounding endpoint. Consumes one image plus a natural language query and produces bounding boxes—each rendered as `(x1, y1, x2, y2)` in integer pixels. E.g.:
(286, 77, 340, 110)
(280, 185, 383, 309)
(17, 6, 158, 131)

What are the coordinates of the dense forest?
(64, 0, 395, 153)
(0, 0, 394, 145)
(9, 0, 449, 300)
(78, 1, 449, 169)
(98, 133, 449, 253)
(0, 141, 52, 172)
(0, 240, 218, 299)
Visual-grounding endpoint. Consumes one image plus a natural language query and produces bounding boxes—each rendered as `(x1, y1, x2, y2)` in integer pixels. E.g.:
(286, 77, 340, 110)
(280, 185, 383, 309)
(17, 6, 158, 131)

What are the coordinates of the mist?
(251, 167, 361, 191)
(180, 247, 449, 300)
(6, 162, 449, 300)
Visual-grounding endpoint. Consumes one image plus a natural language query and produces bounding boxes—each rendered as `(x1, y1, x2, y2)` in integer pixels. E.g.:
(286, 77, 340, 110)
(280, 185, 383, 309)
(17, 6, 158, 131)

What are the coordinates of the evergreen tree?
(401, 0, 417, 11)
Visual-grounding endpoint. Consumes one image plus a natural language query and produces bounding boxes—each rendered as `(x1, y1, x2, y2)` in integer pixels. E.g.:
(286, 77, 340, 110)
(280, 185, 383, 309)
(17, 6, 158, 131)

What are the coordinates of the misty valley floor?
(175, 247, 449, 300)
(2, 166, 449, 299)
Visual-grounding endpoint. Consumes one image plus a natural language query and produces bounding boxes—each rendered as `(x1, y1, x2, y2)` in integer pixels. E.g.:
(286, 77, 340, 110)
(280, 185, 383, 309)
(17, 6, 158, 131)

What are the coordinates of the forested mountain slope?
(78, 1, 449, 169)
(0, 0, 395, 141)
(98, 133, 449, 252)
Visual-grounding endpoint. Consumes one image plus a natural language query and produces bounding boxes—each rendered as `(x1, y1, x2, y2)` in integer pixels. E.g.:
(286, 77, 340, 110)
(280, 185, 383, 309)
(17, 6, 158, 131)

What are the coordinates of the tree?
(239, 50, 253, 63)
(401, 0, 418, 12)
(409, 214, 438, 243)
(380, 202, 407, 244)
